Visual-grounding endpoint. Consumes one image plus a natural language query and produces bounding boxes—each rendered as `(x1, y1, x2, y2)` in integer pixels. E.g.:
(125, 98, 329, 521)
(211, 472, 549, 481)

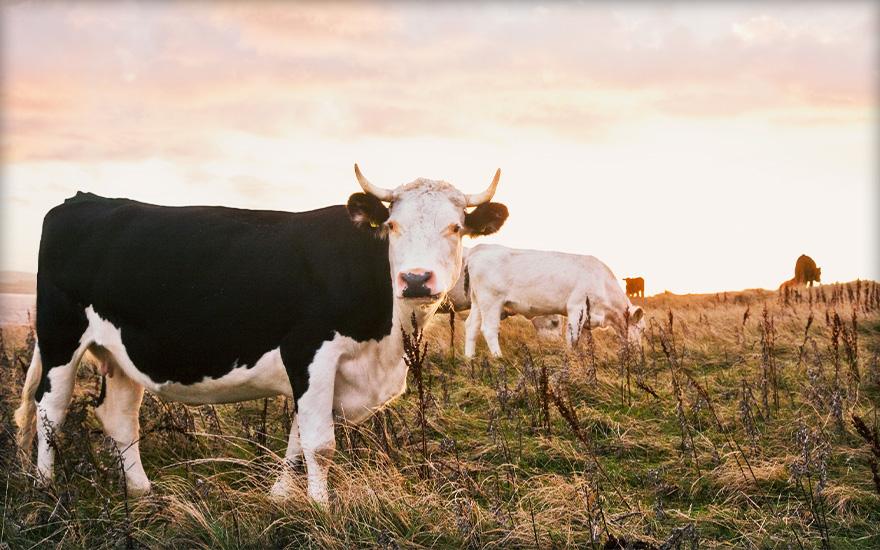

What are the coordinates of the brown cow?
(779, 254, 821, 290)
(624, 277, 644, 298)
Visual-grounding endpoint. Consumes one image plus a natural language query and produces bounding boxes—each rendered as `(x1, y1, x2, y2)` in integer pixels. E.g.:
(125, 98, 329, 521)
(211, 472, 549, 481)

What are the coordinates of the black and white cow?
(15, 166, 508, 503)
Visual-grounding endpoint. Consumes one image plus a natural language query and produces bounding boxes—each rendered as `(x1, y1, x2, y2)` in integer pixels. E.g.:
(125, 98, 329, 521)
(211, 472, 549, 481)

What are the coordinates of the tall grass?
(1, 281, 879, 548)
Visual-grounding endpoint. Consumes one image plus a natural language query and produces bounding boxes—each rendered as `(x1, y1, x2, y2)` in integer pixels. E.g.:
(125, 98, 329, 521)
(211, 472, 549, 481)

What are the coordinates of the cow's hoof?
(269, 473, 294, 501)
(307, 481, 330, 507)
(34, 470, 52, 487)
(127, 482, 151, 498)
(308, 491, 330, 507)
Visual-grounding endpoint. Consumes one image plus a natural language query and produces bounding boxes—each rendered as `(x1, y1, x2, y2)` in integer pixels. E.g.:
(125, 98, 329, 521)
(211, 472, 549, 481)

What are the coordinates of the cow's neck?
(332, 297, 443, 423)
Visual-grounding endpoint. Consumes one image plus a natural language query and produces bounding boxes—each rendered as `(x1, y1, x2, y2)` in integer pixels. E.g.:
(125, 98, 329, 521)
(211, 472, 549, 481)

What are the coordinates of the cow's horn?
(354, 164, 395, 202)
(465, 168, 501, 206)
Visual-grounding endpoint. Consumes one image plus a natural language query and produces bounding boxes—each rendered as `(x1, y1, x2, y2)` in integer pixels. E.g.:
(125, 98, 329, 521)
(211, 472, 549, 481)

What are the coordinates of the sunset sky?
(1, 1, 876, 294)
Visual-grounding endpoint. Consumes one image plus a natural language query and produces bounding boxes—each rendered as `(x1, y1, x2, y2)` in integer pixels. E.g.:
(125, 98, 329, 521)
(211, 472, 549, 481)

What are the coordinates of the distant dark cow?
(624, 277, 644, 298)
(779, 254, 821, 290)
(15, 165, 509, 504)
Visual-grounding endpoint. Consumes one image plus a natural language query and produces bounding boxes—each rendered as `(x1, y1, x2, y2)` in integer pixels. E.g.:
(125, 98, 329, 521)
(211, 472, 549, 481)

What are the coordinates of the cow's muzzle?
(399, 270, 437, 299)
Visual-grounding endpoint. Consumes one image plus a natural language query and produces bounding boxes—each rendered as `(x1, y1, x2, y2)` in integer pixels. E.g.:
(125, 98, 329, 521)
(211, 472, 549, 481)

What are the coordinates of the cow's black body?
(35, 192, 392, 402)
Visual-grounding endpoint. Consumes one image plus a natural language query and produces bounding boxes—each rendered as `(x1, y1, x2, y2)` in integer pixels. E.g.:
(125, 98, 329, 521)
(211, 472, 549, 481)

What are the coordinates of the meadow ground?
(1, 282, 879, 549)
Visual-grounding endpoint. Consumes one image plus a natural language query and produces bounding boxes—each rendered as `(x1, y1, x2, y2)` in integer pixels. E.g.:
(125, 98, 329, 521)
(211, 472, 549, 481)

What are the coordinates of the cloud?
(1, 1, 875, 166)
(208, 3, 401, 53)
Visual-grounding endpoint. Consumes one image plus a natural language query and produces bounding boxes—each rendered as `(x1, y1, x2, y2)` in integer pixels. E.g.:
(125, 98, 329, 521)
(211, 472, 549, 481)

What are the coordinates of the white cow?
(463, 244, 645, 358)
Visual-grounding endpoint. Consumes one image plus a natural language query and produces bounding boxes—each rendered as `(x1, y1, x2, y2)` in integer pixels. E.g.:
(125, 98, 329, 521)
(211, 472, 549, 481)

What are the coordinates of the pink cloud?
(2, 2, 875, 164)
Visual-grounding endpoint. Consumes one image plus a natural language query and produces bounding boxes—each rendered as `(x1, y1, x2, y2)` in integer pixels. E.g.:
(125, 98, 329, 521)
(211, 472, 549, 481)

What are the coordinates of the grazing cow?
(444, 248, 564, 340)
(624, 277, 645, 298)
(15, 165, 508, 504)
(463, 245, 644, 358)
(779, 254, 821, 290)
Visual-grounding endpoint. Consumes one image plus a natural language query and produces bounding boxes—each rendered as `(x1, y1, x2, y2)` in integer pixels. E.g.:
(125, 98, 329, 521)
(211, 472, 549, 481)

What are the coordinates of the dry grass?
(1, 281, 879, 548)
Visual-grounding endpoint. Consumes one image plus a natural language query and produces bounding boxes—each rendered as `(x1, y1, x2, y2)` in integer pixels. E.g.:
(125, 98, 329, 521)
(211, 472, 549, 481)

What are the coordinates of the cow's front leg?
(299, 365, 337, 503)
(284, 336, 341, 505)
(566, 303, 586, 349)
(479, 301, 504, 358)
(270, 412, 302, 499)
(464, 305, 482, 358)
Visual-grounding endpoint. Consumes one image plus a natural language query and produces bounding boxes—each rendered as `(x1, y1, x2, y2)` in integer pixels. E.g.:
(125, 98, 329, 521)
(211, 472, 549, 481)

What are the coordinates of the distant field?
(0, 292, 36, 327)
(1, 282, 879, 548)
(0, 271, 35, 295)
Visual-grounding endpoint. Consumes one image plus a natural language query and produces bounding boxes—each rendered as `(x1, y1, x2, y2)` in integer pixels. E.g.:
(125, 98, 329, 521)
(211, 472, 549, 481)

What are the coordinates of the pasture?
(1, 282, 879, 549)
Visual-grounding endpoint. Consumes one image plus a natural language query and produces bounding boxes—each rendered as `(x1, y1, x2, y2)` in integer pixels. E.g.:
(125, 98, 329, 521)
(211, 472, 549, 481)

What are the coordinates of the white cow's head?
(347, 165, 508, 306)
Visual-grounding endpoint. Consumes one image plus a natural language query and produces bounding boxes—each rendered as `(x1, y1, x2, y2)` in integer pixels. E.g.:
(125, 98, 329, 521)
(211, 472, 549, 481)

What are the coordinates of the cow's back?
(36, 193, 393, 385)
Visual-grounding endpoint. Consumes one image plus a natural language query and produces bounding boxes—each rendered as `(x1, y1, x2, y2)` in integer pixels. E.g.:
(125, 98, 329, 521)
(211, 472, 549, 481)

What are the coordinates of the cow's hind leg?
(34, 346, 87, 484)
(24, 284, 89, 483)
(15, 345, 43, 464)
(93, 348, 150, 497)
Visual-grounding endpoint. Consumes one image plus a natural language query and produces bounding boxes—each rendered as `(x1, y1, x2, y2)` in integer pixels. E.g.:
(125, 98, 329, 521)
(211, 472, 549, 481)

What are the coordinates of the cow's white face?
(347, 167, 508, 305)
(385, 181, 467, 299)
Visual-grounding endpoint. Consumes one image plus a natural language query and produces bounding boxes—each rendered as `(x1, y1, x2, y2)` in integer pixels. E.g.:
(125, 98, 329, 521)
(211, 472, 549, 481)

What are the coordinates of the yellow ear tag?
(370, 221, 379, 228)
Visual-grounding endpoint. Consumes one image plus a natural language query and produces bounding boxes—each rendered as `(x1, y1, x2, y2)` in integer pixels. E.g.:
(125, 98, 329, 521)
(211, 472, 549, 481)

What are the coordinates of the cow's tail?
(14, 344, 42, 465)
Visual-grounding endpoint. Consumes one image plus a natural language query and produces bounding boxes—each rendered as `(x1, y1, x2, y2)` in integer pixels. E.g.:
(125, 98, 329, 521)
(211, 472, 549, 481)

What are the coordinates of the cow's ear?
(347, 193, 389, 234)
(629, 306, 644, 324)
(463, 202, 508, 237)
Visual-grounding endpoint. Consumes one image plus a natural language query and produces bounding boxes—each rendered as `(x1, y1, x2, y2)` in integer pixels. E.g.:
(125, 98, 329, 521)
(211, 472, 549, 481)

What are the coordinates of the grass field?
(1, 282, 879, 549)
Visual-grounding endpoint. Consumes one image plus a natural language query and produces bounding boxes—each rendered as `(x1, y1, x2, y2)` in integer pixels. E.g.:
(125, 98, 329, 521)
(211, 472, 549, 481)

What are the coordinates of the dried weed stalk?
(402, 312, 430, 473)
(851, 414, 880, 496)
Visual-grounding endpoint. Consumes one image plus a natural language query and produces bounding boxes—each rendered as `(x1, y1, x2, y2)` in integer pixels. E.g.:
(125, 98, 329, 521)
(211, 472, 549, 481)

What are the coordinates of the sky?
(1, 1, 877, 294)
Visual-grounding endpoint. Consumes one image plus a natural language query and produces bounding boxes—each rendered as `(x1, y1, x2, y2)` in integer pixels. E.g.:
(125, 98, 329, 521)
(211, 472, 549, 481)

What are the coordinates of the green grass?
(2, 281, 880, 548)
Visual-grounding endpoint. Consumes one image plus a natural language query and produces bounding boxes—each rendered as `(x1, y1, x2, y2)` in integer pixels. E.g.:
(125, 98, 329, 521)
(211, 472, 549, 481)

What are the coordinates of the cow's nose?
(399, 270, 435, 298)
(402, 271, 432, 287)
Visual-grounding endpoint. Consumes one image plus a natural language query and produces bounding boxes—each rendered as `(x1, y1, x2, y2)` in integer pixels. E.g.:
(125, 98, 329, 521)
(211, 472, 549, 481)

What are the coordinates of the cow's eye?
(449, 224, 461, 235)
(386, 220, 399, 233)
